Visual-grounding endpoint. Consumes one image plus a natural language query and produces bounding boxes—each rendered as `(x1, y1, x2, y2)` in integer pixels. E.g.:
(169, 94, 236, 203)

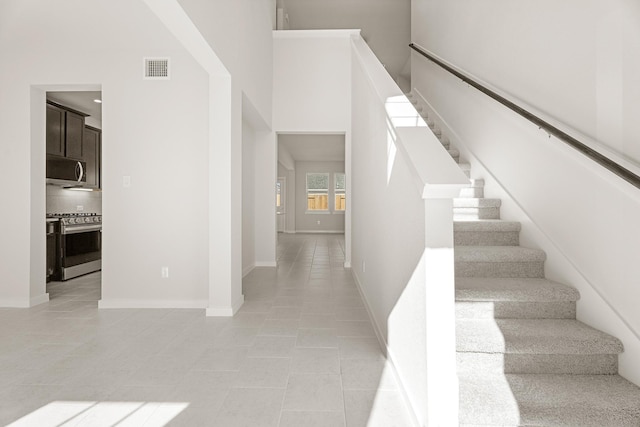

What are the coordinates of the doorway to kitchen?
(43, 89, 103, 306)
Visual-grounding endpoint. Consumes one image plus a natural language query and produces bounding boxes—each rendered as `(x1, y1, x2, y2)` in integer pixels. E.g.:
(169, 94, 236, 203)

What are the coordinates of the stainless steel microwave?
(46, 155, 87, 187)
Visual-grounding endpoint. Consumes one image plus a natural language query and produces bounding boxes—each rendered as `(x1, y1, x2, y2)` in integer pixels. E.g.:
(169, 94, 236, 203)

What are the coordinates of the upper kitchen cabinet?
(46, 101, 88, 160)
(46, 103, 65, 156)
(83, 126, 101, 189)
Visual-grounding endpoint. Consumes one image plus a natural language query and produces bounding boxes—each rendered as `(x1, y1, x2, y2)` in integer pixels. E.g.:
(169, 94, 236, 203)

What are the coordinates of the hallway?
(0, 234, 413, 426)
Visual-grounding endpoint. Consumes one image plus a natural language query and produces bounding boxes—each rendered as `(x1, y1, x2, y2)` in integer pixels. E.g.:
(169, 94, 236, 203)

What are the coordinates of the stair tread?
(457, 318, 623, 354)
(454, 220, 521, 232)
(456, 277, 578, 302)
(456, 246, 546, 263)
(459, 373, 640, 426)
(454, 198, 502, 208)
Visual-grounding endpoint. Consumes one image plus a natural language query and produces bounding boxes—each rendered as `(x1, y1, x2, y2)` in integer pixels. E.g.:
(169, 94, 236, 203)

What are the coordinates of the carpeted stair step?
(453, 198, 501, 220)
(447, 147, 460, 162)
(439, 135, 450, 149)
(454, 220, 520, 246)
(457, 318, 622, 374)
(459, 373, 640, 426)
(455, 246, 546, 278)
(455, 277, 578, 319)
(458, 163, 471, 178)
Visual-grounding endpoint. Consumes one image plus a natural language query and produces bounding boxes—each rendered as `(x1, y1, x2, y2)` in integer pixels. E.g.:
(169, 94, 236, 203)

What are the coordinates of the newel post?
(423, 195, 459, 426)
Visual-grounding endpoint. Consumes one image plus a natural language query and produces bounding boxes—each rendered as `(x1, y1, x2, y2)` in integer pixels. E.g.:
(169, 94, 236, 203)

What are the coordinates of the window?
(276, 181, 281, 208)
(335, 173, 346, 211)
(306, 173, 329, 211)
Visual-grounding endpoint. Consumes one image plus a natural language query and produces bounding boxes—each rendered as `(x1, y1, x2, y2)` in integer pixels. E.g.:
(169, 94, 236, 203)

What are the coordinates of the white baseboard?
(206, 294, 244, 317)
(0, 293, 49, 308)
(351, 269, 421, 427)
(0, 298, 30, 308)
(98, 298, 208, 309)
(255, 261, 277, 268)
(30, 293, 50, 307)
(243, 264, 255, 278)
(295, 230, 345, 234)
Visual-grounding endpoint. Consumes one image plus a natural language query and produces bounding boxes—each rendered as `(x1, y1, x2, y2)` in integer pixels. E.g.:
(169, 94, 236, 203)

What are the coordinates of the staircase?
(408, 93, 640, 426)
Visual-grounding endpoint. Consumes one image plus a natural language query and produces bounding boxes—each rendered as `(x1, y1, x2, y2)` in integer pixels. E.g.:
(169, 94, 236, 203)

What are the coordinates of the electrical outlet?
(316, 220, 321, 225)
(123, 175, 131, 188)
(362, 261, 366, 273)
(76, 205, 84, 211)
(161, 267, 169, 278)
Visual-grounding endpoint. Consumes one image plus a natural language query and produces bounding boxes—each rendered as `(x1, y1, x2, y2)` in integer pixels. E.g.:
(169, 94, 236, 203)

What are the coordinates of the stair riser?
(455, 231, 519, 246)
(458, 187, 484, 198)
(457, 353, 618, 375)
(456, 301, 576, 319)
(453, 207, 501, 220)
(455, 261, 545, 278)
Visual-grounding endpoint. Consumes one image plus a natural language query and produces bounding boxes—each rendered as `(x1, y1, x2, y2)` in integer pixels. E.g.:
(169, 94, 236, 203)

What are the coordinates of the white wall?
(242, 120, 256, 276)
(273, 30, 354, 263)
(412, 0, 640, 384)
(0, 1, 210, 307)
(412, 0, 640, 165)
(295, 161, 345, 233)
(178, 0, 274, 127)
(273, 31, 353, 132)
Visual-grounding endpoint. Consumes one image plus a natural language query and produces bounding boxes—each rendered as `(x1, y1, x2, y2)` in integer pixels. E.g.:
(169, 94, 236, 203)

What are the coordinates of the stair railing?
(409, 42, 640, 190)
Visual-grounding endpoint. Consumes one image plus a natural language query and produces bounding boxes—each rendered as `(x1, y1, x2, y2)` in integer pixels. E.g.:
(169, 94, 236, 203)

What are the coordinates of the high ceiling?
(282, 0, 411, 83)
(279, 134, 345, 163)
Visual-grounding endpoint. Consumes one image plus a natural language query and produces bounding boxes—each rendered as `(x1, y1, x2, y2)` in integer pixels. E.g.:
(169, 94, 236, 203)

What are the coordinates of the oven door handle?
(62, 224, 102, 234)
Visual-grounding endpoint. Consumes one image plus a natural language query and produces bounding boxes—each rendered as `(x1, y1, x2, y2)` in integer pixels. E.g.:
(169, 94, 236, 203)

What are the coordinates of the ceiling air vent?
(144, 58, 170, 80)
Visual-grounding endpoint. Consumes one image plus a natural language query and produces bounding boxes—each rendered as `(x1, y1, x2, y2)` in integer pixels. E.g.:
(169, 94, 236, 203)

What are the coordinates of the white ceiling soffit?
(278, 134, 345, 162)
(282, 0, 411, 80)
(46, 91, 102, 119)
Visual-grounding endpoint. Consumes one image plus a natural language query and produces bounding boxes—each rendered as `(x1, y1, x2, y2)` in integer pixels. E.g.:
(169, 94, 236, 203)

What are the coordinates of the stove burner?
(47, 212, 99, 218)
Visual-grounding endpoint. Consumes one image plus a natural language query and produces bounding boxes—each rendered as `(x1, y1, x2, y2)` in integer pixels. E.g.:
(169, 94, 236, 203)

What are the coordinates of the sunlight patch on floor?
(7, 401, 189, 427)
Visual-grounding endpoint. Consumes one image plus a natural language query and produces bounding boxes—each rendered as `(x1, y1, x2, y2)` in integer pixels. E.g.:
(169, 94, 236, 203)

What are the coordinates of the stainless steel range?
(47, 213, 102, 280)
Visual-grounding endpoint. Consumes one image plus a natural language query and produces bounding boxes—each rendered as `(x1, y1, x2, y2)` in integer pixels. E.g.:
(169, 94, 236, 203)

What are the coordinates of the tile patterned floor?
(0, 233, 414, 426)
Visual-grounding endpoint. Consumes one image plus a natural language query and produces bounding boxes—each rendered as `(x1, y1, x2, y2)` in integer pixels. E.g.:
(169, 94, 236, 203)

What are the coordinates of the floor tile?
(216, 387, 285, 427)
(340, 359, 398, 390)
(0, 234, 416, 427)
(338, 337, 384, 360)
(191, 347, 249, 371)
(235, 357, 291, 388)
(248, 336, 297, 358)
(344, 389, 413, 427)
(283, 373, 344, 411)
(296, 328, 338, 348)
(279, 410, 346, 427)
(259, 318, 300, 337)
(291, 348, 340, 374)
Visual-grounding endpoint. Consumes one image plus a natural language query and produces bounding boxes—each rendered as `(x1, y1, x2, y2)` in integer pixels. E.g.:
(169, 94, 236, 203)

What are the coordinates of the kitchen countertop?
(46, 218, 60, 223)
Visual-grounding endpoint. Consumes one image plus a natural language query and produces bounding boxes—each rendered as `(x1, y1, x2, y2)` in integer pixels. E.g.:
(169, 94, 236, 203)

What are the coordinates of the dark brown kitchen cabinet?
(46, 101, 87, 159)
(46, 104, 65, 156)
(83, 126, 101, 189)
(65, 111, 85, 159)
